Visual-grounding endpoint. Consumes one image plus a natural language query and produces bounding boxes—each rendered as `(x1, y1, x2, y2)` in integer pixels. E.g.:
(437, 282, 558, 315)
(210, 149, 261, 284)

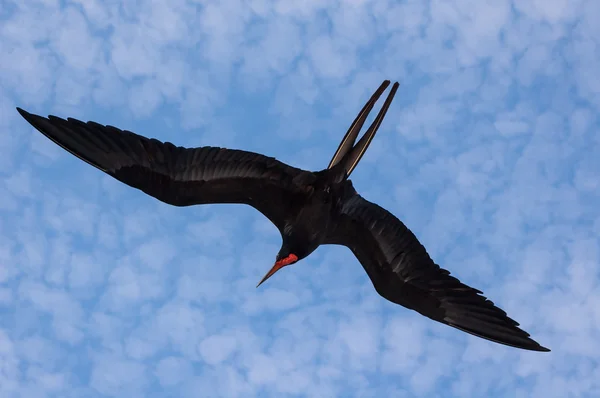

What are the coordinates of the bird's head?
(256, 240, 306, 288)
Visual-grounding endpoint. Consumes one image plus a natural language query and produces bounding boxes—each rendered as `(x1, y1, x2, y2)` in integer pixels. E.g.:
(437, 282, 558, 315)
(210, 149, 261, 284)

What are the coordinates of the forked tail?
(327, 80, 399, 177)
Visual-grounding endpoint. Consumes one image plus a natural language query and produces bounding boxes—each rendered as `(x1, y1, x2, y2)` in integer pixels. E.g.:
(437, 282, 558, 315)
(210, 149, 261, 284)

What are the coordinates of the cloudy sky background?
(1, 0, 599, 397)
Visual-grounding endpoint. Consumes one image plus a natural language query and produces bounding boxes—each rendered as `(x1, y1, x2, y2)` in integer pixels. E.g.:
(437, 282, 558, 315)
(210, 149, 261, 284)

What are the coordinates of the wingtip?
(449, 322, 551, 353)
(522, 340, 550, 352)
(525, 343, 551, 352)
(516, 342, 551, 352)
(537, 345, 551, 352)
(16, 107, 41, 122)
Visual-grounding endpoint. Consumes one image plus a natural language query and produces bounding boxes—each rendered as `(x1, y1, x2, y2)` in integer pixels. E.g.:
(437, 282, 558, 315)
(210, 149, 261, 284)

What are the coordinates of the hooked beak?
(256, 254, 298, 288)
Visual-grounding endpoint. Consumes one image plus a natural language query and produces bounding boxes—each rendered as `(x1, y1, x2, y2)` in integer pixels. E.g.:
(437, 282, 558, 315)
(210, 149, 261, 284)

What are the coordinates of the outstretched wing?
(18, 108, 312, 230)
(326, 189, 549, 352)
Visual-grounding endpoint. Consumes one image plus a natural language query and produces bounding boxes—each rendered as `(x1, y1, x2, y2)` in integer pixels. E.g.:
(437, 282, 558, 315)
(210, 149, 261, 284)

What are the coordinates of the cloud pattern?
(1, 0, 599, 396)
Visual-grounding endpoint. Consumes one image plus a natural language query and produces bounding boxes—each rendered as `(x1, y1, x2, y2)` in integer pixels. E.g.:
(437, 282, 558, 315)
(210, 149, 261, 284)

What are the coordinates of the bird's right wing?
(326, 192, 549, 352)
(18, 108, 312, 231)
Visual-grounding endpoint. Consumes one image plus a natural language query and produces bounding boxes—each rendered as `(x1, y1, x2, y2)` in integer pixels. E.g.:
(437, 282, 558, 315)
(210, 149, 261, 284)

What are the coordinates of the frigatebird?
(16, 80, 549, 352)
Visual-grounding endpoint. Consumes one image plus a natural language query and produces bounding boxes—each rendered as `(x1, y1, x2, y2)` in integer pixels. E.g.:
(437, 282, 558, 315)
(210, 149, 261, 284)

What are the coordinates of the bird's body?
(17, 80, 550, 352)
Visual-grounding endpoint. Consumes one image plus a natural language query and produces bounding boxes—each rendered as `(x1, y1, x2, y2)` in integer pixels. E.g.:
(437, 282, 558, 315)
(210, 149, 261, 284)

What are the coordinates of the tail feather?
(328, 80, 391, 169)
(327, 81, 400, 177)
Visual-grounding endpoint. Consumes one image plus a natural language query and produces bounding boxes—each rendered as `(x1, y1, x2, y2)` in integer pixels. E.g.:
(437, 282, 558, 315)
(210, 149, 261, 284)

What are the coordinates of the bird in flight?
(17, 80, 549, 352)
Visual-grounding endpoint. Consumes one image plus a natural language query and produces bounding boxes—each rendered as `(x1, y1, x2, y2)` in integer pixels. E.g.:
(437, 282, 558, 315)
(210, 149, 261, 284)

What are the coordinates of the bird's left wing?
(17, 108, 312, 231)
(325, 190, 550, 352)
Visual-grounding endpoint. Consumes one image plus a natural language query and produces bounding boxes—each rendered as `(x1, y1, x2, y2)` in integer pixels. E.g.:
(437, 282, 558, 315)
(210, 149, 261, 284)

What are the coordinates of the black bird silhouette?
(16, 80, 549, 352)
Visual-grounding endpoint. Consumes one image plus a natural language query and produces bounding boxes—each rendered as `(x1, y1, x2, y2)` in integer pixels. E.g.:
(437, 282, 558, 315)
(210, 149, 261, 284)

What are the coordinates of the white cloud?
(90, 353, 148, 396)
(199, 333, 238, 365)
(154, 356, 193, 387)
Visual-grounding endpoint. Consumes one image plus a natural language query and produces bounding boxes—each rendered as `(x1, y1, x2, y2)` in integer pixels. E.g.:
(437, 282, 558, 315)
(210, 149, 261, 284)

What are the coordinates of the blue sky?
(1, 0, 599, 397)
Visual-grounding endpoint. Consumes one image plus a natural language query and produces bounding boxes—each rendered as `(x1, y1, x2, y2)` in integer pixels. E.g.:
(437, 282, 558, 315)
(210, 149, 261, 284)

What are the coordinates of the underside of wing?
(18, 108, 310, 230)
(326, 189, 549, 352)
